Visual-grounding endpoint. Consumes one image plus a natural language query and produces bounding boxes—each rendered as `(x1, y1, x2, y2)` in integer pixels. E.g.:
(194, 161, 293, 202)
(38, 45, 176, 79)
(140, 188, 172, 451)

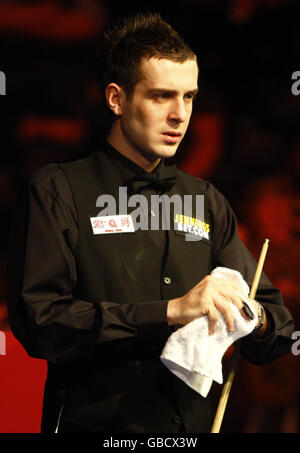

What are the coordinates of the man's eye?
(155, 93, 169, 100)
(184, 94, 194, 101)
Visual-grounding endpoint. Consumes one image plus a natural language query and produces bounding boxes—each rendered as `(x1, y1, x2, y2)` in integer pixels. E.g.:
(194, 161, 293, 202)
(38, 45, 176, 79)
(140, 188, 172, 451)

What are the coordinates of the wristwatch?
(254, 302, 265, 331)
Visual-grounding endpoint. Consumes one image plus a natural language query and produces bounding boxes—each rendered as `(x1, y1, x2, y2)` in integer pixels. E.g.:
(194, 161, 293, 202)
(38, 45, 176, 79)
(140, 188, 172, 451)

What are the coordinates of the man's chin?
(148, 144, 179, 160)
(136, 143, 180, 167)
(159, 145, 180, 160)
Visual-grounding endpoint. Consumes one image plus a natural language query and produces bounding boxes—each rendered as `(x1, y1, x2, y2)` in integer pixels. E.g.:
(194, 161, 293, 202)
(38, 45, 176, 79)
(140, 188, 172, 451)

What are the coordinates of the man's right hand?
(167, 275, 249, 335)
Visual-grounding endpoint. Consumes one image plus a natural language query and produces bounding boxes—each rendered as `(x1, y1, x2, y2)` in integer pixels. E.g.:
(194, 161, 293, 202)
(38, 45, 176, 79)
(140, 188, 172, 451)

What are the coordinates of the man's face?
(119, 57, 199, 164)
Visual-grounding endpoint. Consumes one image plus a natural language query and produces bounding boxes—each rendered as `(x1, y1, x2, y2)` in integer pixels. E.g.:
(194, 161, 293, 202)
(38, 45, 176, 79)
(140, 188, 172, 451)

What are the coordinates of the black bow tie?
(126, 165, 177, 194)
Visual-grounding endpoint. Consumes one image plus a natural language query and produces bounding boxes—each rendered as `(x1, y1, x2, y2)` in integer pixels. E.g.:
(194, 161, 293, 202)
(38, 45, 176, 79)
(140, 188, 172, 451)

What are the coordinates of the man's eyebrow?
(147, 88, 176, 95)
(147, 88, 199, 96)
(187, 88, 199, 97)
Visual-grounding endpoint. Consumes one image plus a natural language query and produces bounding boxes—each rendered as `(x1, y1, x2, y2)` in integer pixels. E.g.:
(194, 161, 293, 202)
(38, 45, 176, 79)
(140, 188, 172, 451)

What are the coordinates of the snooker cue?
(210, 238, 270, 433)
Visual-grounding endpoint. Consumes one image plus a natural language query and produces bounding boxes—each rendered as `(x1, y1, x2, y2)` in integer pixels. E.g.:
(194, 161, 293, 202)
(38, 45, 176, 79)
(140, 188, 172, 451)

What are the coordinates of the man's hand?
(167, 275, 250, 335)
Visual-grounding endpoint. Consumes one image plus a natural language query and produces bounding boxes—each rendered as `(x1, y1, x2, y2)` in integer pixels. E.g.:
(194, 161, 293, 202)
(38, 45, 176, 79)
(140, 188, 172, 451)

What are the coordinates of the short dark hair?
(96, 12, 197, 100)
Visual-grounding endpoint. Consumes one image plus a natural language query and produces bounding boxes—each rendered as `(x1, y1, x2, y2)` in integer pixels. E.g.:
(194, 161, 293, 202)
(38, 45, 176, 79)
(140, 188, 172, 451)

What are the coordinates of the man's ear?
(105, 83, 125, 116)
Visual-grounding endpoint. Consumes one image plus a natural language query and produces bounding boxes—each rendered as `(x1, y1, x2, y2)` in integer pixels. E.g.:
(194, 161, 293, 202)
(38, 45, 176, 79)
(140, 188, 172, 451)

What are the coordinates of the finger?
(207, 305, 219, 335)
(241, 300, 255, 321)
(219, 287, 244, 310)
(203, 277, 244, 309)
(214, 297, 235, 332)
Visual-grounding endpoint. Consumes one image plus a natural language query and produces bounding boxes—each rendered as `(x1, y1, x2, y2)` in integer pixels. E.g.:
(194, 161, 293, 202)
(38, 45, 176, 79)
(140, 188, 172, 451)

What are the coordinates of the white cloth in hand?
(160, 267, 258, 397)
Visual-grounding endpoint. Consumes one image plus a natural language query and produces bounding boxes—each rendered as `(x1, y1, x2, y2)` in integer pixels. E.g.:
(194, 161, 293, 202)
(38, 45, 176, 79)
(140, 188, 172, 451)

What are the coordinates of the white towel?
(160, 267, 258, 397)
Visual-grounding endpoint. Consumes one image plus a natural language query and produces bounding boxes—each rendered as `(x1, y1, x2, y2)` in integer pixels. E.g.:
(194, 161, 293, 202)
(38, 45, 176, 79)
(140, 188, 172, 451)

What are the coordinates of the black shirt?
(6, 140, 295, 432)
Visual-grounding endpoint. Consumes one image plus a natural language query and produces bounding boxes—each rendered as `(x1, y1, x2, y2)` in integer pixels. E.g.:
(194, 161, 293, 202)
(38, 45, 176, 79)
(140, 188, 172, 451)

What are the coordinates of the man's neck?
(106, 123, 161, 173)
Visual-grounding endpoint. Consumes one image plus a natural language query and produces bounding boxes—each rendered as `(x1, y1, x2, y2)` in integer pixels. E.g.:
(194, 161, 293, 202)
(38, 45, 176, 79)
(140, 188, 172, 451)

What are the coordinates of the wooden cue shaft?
(249, 239, 269, 300)
(210, 238, 270, 433)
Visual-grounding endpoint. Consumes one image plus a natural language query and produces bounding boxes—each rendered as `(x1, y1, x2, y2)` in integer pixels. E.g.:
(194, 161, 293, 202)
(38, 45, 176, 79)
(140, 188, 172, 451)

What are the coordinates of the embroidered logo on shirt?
(174, 214, 210, 240)
(90, 215, 134, 234)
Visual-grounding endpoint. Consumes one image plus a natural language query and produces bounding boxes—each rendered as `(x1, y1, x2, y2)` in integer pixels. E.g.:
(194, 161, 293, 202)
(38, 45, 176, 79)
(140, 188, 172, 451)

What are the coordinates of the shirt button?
(163, 276, 172, 285)
(173, 415, 181, 424)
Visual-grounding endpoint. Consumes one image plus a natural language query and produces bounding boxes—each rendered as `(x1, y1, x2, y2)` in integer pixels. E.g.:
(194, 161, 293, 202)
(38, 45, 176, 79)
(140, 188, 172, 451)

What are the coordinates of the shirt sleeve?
(7, 165, 170, 365)
(207, 183, 295, 365)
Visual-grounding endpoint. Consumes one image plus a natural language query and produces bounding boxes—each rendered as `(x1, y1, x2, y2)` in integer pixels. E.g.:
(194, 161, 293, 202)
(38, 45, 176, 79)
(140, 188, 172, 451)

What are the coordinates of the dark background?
(0, 0, 300, 433)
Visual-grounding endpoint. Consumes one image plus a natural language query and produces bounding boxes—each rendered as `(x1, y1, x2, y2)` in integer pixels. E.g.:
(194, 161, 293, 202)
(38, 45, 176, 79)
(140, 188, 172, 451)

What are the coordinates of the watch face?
(252, 303, 263, 331)
(260, 305, 265, 322)
(256, 304, 265, 330)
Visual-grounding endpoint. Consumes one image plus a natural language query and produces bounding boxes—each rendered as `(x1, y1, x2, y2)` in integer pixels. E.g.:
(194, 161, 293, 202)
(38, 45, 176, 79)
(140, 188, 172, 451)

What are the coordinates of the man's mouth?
(162, 132, 182, 143)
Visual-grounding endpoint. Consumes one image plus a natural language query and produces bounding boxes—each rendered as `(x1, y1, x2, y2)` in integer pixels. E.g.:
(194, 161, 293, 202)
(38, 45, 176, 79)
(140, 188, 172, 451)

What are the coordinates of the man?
(7, 12, 294, 433)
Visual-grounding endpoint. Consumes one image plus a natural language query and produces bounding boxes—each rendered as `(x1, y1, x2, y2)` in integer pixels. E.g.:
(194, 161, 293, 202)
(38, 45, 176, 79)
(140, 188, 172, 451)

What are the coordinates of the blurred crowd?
(0, 0, 299, 433)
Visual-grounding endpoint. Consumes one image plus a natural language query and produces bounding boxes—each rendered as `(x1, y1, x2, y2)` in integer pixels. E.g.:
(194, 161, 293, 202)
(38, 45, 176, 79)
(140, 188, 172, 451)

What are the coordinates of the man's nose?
(168, 99, 188, 123)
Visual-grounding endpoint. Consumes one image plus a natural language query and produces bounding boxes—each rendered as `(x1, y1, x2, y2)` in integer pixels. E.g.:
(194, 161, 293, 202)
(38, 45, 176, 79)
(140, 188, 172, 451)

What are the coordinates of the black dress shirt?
(6, 140, 295, 433)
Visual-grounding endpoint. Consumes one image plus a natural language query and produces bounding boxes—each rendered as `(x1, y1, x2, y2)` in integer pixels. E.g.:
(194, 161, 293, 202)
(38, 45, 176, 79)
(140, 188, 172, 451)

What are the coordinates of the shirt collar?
(101, 139, 165, 183)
